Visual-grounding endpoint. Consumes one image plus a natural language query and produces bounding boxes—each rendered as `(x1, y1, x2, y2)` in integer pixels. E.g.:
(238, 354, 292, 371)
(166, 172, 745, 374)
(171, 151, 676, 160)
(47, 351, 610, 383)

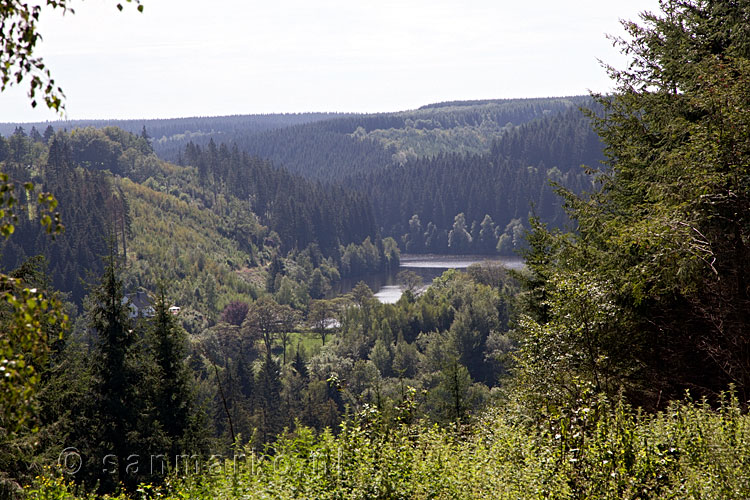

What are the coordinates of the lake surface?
(371, 254, 524, 303)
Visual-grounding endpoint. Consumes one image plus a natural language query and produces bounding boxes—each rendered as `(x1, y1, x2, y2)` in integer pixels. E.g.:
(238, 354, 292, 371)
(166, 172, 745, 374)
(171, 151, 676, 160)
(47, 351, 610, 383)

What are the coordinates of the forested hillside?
(165, 96, 604, 255)
(3, 97, 604, 258)
(0, 126, 391, 312)
(2, 96, 594, 183)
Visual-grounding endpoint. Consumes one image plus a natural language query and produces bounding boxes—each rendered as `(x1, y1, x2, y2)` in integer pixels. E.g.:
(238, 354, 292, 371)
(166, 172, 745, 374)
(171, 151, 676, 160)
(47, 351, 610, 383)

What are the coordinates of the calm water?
(370, 254, 524, 303)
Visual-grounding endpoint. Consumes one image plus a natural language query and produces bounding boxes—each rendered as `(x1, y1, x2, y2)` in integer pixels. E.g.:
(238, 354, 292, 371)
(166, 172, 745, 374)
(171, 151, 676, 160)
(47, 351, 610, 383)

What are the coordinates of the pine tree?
(149, 288, 197, 457)
(292, 344, 308, 379)
(85, 246, 143, 490)
(255, 354, 282, 444)
(42, 125, 54, 144)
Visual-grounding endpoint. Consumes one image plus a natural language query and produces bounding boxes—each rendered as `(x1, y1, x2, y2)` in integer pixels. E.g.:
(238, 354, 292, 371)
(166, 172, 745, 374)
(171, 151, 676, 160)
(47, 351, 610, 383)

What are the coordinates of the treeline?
(171, 98, 603, 255)
(0, 113, 340, 163)
(216, 97, 592, 181)
(418, 95, 587, 110)
(490, 104, 604, 172)
(266, 236, 400, 304)
(1, 98, 592, 179)
(186, 124, 397, 180)
(314, 97, 589, 134)
(130, 96, 592, 181)
(171, 101, 603, 260)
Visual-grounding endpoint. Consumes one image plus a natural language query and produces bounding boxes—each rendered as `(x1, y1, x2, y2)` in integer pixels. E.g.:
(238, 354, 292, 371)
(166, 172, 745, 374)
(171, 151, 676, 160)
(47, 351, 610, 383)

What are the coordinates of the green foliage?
(1, 124, 397, 319)
(515, 0, 750, 407)
(26, 394, 750, 499)
(308, 299, 335, 345)
(366, 115, 506, 158)
(345, 102, 602, 255)
(0, 172, 67, 442)
(121, 175, 258, 318)
(447, 213, 472, 253)
(0, 276, 68, 435)
(181, 141, 379, 256)
(14, 4, 750, 497)
(148, 288, 202, 456)
(0, 171, 62, 238)
(83, 250, 147, 491)
(242, 296, 286, 354)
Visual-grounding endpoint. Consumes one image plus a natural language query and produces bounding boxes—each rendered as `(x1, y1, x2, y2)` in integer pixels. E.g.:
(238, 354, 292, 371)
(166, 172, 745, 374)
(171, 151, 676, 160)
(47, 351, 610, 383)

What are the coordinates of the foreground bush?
(26, 394, 750, 499)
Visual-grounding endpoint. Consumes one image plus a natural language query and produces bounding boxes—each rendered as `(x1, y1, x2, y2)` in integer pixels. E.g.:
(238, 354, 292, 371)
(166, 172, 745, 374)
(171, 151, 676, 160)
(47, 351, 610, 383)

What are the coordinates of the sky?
(0, 0, 661, 123)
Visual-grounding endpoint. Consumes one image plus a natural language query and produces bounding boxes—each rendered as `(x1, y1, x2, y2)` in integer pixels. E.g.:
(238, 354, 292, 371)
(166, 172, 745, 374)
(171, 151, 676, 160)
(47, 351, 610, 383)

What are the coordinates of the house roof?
(127, 290, 153, 310)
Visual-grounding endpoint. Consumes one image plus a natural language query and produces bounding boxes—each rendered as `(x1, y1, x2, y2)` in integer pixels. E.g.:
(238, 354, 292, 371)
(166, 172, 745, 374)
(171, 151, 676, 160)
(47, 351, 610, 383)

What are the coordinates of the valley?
(3, 1, 750, 497)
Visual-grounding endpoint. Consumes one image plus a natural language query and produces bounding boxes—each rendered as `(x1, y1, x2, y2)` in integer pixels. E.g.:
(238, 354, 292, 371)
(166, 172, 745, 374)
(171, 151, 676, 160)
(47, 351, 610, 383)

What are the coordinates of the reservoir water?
(333, 254, 524, 304)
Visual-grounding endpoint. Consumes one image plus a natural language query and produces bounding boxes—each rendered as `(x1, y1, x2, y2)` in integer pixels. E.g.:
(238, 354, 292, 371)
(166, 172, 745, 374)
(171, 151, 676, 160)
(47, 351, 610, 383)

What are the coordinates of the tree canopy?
(517, 0, 750, 409)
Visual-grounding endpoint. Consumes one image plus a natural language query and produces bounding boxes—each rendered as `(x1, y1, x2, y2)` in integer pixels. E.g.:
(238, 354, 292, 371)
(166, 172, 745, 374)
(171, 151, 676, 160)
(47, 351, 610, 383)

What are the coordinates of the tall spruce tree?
(85, 246, 144, 491)
(255, 353, 282, 444)
(148, 288, 196, 458)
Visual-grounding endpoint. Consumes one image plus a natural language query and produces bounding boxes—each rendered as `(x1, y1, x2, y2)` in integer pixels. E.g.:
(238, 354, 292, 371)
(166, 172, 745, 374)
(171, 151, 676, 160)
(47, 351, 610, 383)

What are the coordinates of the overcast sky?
(0, 0, 660, 123)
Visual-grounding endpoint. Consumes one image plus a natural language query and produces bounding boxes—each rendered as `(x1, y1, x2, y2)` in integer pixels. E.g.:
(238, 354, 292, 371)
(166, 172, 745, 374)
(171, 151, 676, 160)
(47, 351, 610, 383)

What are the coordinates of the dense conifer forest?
(2, 1, 750, 498)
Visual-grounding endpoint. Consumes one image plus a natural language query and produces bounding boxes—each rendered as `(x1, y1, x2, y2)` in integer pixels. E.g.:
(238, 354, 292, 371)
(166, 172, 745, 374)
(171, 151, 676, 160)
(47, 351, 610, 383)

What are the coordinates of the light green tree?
(308, 299, 334, 345)
(243, 296, 283, 354)
(0, 177, 65, 436)
(448, 213, 472, 252)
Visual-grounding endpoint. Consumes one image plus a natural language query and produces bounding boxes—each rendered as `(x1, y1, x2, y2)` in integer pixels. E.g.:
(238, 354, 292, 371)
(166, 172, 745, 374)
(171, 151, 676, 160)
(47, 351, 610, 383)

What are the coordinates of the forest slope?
(345, 104, 605, 253)
(0, 126, 387, 316)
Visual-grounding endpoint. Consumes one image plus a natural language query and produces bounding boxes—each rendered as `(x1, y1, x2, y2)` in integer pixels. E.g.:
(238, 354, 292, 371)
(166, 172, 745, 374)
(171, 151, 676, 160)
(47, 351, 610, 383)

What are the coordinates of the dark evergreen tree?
(42, 125, 55, 144)
(83, 247, 145, 491)
(255, 354, 282, 444)
(149, 288, 198, 458)
(0, 135, 7, 162)
(516, 0, 750, 409)
(29, 126, 43, 143)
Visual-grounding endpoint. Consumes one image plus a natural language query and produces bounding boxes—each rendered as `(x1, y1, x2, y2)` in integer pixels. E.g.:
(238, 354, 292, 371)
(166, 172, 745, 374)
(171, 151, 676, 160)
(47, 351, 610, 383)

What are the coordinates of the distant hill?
(0, 112, 343, 161)
(188, 96, 593, 180)
(1, 96, 593, 179)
